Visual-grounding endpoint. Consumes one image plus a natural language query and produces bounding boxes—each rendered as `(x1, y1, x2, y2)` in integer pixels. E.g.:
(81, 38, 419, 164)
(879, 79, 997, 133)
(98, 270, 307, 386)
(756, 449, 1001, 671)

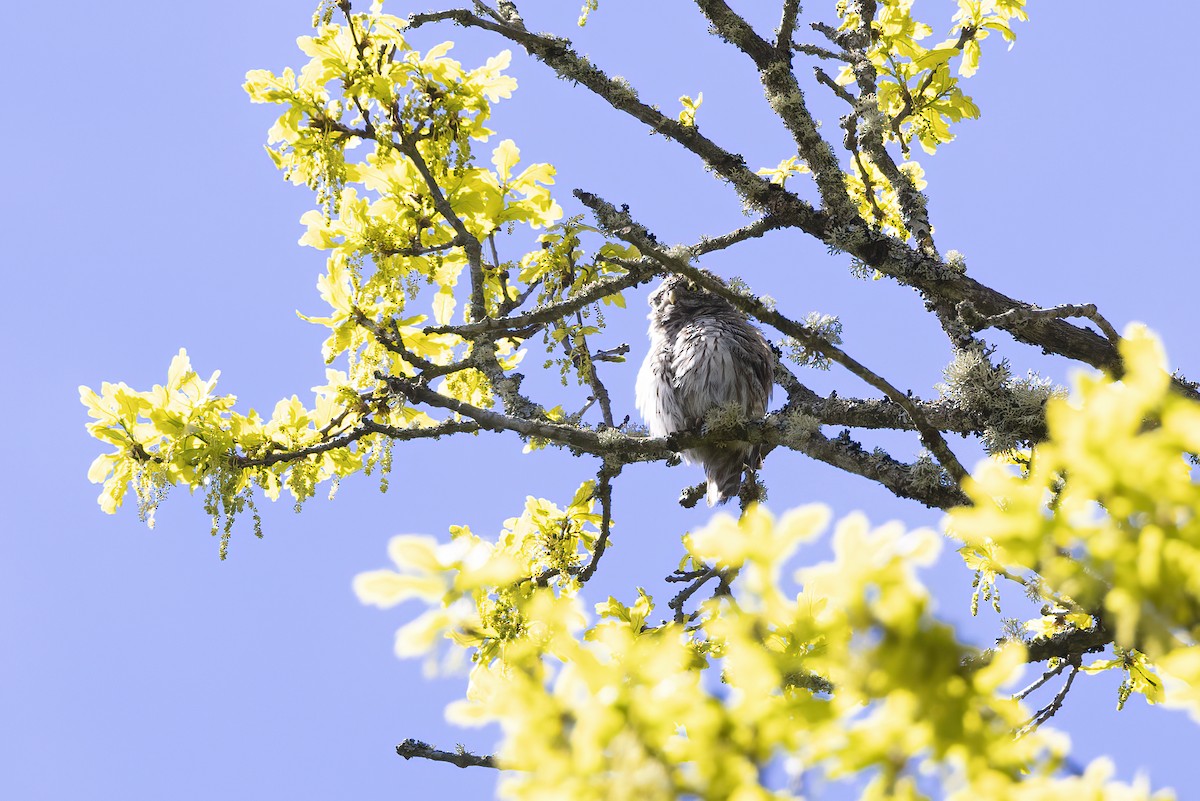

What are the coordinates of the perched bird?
(635, 274, 774, 506)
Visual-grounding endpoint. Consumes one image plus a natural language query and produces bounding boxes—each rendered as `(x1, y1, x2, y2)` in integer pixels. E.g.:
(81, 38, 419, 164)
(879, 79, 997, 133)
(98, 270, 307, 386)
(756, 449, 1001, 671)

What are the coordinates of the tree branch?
(694, 0, 859, 221)
(382, 371, 969, 508)
(971, 302, 1121, 345)
(793, 41, 853, 62)
(392, 132, 488, 324)
(776, 0, 802, 54)
(408, 6, 830, 234)
(234, 419, 480, 469)
(1017, 661, 1081, 737)
(1013, 661, 1067, 701)
(1024, 625, 1113, 665)
(578, 463, 618, 582)
(396, 738, 497, 769)
(772, 0, 801, 53)
(579, 191, 970, 487)
(667, 564, 729, 623)
(690, 215, 788, 258)
(888, 25, 977, 144)
(831, 3, 939, 256)
(409, 5, 1127, 377)
(352, 309, 474, 380)
(425, 266, 654, 338)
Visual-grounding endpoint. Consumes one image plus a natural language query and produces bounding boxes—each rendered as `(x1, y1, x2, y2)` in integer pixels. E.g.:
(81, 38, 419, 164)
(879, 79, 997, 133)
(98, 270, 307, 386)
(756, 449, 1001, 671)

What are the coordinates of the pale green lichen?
(938, 348, 1061, 455)
(944, 249, 968, 274)
(783, 313, 843, 370)
(702, 401, 750, 436)
(909, 451, 954, 496)
(782, 410, 821, 446)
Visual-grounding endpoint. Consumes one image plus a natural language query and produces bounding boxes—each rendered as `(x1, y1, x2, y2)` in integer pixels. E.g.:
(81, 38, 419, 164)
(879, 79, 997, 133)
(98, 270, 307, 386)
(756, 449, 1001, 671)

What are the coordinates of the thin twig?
(690, 216, 787, 258)
(793, 41, 853, 62)
(812, 67, 887, 230)
(352, 309, 474, 380)
(425, 267, 653, 338)
(1017, 662, 1081, 737)
(577, 331, 615, 427)
(1013, 661, 1067, 701)
(496, 276, 545, 317)
(578, 464, 619, 582)
(813, 66, 856, 105)
(888, 25, 977, 143)
(393, 133, 488, 324)
(668, 565, 723, 623)
(234, 419, 479, 469)
(593, 343, 630, 363)
(377, 240, 458, 258)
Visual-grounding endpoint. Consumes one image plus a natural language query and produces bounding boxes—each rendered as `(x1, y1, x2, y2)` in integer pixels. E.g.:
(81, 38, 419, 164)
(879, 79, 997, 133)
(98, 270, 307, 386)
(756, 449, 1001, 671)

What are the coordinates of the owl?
(635, 274, 774, 506)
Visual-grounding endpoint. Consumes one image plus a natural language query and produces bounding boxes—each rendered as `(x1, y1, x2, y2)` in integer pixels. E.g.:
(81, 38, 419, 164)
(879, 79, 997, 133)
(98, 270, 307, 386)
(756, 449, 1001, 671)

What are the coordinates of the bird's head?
(647, 273, 730, 328)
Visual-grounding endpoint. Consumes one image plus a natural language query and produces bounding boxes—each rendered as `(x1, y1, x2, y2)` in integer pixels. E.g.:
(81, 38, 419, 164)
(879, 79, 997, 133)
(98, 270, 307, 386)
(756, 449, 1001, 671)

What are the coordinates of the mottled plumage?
(635, 274, 774, 506)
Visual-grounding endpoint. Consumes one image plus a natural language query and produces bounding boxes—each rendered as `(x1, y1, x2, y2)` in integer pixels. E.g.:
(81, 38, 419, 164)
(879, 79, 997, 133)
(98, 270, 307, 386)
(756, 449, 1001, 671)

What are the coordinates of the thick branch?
(972, 302, 1121, 345)
(966, 624, 1113, 679)
(1024, 625, 1114, 665)
(694, 0, 859, 221)
(800, 426, 967, 508)
(808, 395, 984, 435)
(776, 0, 802, 53)
(383, 373, 967, 508)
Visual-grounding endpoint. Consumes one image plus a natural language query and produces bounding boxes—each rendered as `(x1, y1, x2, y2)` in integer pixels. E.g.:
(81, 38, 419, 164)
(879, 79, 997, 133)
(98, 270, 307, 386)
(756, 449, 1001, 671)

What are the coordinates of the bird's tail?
(695, 444, 758, 507)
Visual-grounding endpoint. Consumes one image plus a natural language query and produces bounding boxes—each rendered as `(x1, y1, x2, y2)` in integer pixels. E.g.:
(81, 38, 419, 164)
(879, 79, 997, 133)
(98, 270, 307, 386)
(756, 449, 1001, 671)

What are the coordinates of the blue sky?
(3, 1, 1197, 798)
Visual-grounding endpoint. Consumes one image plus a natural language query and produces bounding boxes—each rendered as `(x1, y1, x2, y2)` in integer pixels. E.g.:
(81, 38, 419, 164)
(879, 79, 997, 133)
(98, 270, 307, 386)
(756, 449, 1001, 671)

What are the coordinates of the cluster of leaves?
(835, 0, 1028, 155)
(355, 480, 603, 670)
(80, 351, 373, 556)
(519, 219, 638, 386)
(843, 157, 927, 239)
(755, 1, 1027, 253)
(952, 327, 1200, 719)
(80, 6, 636, 553)
(677, 92, 703, 127)
(359, 496, 1168, 799)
